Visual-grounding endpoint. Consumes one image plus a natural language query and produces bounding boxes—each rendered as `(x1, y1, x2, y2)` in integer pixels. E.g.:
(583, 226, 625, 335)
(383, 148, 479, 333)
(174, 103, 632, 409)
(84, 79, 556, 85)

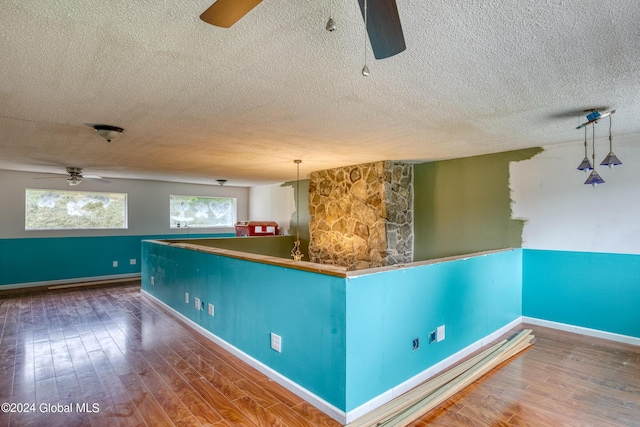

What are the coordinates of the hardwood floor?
(1, 282, 639, 426)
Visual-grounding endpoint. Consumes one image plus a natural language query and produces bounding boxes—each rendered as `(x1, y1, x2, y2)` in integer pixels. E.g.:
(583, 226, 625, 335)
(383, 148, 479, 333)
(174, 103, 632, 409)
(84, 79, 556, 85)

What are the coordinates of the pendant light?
(291, 160, 304, 261)
(576, 125, 593, 173)
(584, 124, 605, 187)
(600, 112, 622, 168)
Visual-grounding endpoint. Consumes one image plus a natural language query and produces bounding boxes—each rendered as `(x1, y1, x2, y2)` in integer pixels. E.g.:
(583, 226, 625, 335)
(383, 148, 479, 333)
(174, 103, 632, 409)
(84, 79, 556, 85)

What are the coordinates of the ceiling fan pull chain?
(362, 0, 370, 76)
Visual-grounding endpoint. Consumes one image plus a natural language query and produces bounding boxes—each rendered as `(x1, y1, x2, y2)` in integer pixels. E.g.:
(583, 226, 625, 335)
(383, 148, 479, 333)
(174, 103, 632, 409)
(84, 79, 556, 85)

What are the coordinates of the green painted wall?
(168, 235, 295, 259)
(413, 148, 542, 261)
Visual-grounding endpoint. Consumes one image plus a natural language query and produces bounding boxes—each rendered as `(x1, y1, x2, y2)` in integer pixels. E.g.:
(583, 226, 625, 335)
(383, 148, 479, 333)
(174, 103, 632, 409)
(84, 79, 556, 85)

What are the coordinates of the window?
(170, 195, 236, 228)
(25, 189, 128, 230)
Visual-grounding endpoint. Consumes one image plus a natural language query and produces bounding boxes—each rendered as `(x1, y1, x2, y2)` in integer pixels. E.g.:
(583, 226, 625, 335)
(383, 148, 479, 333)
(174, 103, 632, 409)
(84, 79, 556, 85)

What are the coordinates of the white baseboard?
(523, 317, 640, 347)
(344, 316, 523, 423)
(141, 290, 348, 424)
(0, 273, 141, 291)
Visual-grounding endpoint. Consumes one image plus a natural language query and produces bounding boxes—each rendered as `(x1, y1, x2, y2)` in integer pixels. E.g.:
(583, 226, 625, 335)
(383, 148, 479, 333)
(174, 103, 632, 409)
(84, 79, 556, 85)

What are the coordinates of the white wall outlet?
(150, 276, 155, 286)
(270, 333, 282, 353)
(185, 292, 189, 304)
(436, 325, 445, 342)
(208, 303, 214, 316)
(130, 258, 137, 265)
(112, 260, 118, 268)
(194, 297, 201, 310)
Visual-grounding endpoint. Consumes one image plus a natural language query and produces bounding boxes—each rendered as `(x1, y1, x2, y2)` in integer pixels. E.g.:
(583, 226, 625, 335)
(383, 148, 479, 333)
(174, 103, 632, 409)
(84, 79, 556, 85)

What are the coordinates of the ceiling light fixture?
(217, 179, 227, 186)
(291, 160, 304, 261)
(93, 124, 124, 143)
(576, 109, 621, 187)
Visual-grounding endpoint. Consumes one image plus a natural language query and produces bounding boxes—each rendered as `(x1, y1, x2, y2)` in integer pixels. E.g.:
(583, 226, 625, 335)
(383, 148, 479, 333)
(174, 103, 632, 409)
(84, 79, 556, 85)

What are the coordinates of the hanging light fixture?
(600, 111, 622, 168)
(576, 125, 593, 173)
(584, 123, 605, 187)
(361, 0, 370, 76)
(291, 160, 304, 261)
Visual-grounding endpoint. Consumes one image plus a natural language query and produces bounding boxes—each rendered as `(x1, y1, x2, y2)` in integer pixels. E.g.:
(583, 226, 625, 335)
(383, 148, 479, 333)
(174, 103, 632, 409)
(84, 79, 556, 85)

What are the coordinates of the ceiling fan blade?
(33, 175, 66, 179)
(200, 0, 263, 28)
(84, 175, 111, 184)
(358, 0, 406, 59)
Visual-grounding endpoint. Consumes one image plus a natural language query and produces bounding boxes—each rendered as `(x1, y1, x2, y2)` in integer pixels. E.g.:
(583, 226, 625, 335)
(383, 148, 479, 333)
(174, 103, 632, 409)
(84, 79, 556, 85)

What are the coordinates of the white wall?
(249, 183, 295, 235)
(510, 133, 640, 254)
(0, 169, 249, 238)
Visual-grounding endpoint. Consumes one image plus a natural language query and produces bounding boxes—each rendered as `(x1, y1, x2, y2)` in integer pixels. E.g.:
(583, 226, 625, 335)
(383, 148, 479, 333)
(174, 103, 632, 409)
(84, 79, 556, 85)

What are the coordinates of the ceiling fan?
(34, 167, 110, 186)
(199, 0, 406, 59)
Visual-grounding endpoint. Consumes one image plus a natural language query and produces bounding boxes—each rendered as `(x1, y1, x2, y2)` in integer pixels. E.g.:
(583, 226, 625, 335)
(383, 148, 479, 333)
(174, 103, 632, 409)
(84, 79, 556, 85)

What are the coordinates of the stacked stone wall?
(308, 161, 413, 270)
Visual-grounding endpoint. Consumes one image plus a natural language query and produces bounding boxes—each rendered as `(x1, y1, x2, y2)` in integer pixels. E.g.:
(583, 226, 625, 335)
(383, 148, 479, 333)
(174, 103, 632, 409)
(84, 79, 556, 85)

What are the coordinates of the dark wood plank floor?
(1, 282, 638, 426)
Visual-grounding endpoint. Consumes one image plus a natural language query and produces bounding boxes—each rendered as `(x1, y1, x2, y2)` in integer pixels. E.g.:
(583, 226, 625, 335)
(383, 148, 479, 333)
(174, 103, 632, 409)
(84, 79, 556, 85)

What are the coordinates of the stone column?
(308, 161, 413, 270)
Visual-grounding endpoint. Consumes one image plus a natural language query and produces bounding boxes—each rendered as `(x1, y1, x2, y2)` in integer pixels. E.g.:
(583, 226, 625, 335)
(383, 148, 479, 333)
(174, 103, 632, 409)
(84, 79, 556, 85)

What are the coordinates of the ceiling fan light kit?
(93, 124, 124, 143)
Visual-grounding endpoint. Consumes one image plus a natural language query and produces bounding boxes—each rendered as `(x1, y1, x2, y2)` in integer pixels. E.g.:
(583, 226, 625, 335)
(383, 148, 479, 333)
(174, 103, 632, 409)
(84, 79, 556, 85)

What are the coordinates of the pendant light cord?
(609, 114, 613, 151)
(592, 123, 596, 167)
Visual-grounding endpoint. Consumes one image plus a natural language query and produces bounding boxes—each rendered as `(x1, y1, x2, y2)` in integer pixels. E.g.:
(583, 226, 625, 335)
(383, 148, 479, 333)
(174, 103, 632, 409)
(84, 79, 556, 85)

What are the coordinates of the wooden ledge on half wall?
(149, 239, 515, 279)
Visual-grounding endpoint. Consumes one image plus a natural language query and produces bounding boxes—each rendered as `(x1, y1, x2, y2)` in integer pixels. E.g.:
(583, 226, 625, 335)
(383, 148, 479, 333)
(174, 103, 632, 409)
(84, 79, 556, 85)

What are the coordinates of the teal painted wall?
(344, 249, 522, 411)
(141, 241, 347, 410)
(0, 233, 232, 286)
(523, 249, 640, 338)
(141, 242, 522, 412)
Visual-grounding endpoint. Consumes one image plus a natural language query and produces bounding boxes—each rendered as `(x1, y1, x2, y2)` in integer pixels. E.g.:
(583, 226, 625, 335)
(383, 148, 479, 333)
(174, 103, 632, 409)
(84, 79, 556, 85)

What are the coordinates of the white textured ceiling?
(1, 0, 639, 186)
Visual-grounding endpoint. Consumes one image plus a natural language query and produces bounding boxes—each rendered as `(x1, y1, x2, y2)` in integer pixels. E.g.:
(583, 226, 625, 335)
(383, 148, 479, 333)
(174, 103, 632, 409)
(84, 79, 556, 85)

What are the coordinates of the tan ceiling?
(1, 0, 639, 186)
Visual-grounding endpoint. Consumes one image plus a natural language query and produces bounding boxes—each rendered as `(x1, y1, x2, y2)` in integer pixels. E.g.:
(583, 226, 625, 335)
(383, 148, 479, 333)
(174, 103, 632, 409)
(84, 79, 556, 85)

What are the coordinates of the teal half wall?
(141, 242, 523, 415)
(142, 241, 348, 409)
(523, 249, 640, 338)
(344, 249, 522, 411)
(0, 233, 233, 287)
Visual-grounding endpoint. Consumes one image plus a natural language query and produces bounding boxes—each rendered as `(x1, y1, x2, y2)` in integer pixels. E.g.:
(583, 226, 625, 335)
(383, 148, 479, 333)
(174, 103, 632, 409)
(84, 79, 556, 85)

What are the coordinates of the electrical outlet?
(150, 276, 155, 286)
(130, 258, 137, 265)
(112, 260, 118, 268)
(270, 333, 282, 353)
(429, 330, 436, 344)
(200, 301, 205, 311)
(194, 297, 201, 310)
(436, 325, 445, 342)
(185, 292, 189, 304)
(412, 337, 420, 351)
(208, 303, 214, 316)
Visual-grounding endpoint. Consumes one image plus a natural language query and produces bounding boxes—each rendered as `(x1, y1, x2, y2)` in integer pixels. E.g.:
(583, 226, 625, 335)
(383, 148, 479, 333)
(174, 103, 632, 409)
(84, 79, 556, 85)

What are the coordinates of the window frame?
(25, 188, 129, 231)
(169, 194, 237, 229)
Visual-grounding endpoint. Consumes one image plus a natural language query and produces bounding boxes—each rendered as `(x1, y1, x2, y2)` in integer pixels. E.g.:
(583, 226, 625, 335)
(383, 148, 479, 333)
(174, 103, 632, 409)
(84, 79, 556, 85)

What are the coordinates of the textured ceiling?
(1, 0, 639, 186)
